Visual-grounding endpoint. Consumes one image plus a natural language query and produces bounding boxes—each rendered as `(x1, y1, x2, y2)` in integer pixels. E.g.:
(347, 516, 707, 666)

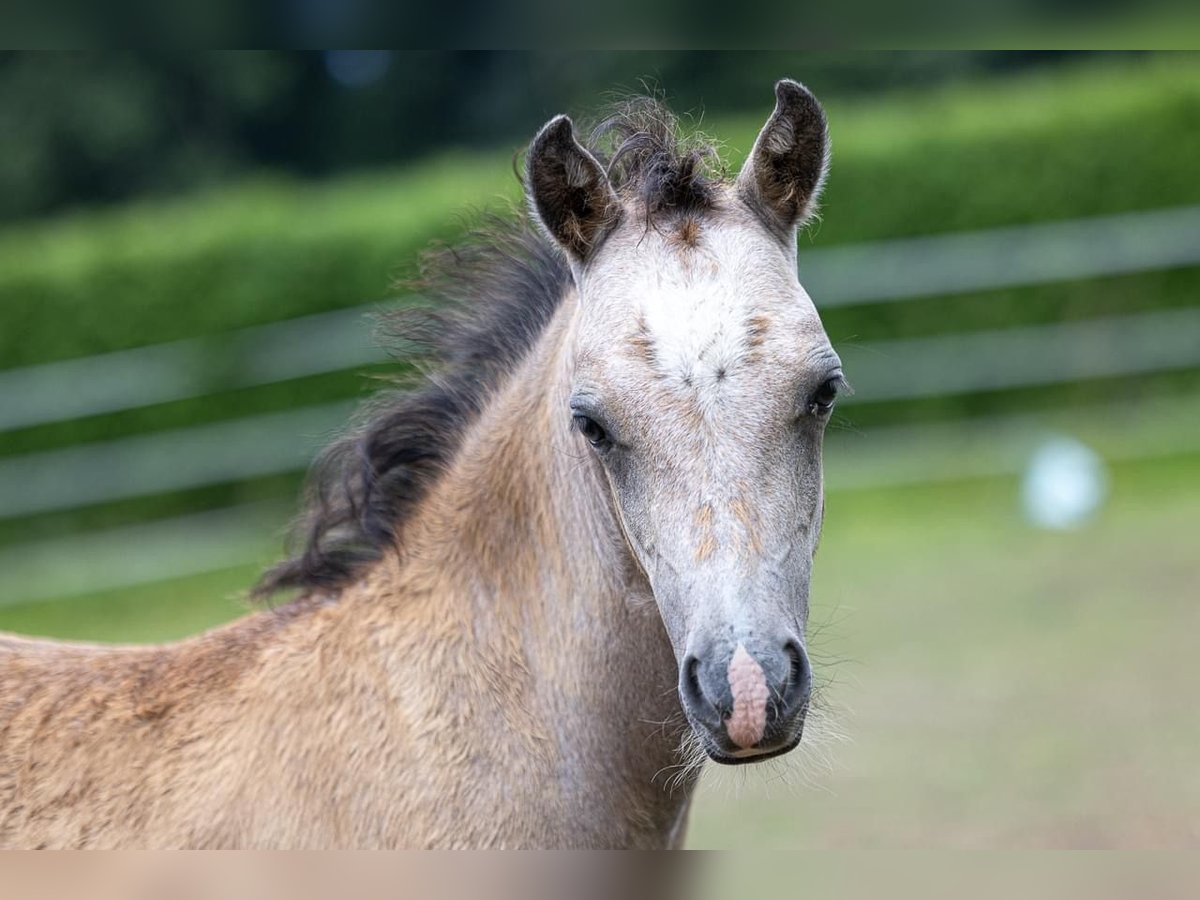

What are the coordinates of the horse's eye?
(572, 414, 610, 448)
(809, 378, 840, 415)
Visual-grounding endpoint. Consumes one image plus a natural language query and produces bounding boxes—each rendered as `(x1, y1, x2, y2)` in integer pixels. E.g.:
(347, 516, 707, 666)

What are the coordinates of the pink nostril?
(725, 644, 769, 749)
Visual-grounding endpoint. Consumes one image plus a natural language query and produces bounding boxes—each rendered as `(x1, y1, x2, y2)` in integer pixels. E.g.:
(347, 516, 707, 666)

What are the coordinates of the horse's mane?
(255, 95, 723, 598)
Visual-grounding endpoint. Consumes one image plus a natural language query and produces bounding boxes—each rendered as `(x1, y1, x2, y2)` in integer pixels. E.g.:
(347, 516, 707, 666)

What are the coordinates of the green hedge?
(2, 55, 1198, 373)
(0, 154, 511, 370)
(2, 56, 1200, 542)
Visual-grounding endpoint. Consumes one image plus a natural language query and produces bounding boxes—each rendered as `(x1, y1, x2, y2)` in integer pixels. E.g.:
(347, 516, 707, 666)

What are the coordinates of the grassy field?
(1, 55, 1197, 847)
(1, 455, 1196, 848)
(688, 457, 1200, 848)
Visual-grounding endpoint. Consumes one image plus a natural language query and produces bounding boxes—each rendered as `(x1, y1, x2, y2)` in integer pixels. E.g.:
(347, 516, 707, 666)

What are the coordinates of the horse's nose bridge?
(686, 481, 776, 570)
(678, 542, 813, 697)
(677, 496, 808, 629)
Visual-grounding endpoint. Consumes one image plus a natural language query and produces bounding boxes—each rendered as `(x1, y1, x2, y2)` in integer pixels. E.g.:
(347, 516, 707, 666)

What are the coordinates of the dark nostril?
(682, 655, 704, 709)
(782, 640, 812, 711)
(787, 643, 804, 685)
(680, 654, 727, 727)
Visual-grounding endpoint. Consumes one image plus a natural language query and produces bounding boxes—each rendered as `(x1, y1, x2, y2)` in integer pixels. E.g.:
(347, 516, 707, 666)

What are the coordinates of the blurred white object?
(1021, 436, 1109, 529)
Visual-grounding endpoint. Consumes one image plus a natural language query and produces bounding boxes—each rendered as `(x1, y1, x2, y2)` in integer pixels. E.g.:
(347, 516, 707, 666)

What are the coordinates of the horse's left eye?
(809, 378, 840, 415)
(573, 414, 610, 449)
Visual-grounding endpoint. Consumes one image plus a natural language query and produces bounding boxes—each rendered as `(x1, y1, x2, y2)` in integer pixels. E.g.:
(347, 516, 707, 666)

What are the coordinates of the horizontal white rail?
(0, 503, 286, 607)
(839, 306, 1200, 401)
(0, 309, 378, 432)
(4, 306, 1200, 519)
(0, 403, 353, 518)
(3, 303, 1200, 520)
(804, 205, 1200, 307)
(2, 205, 1198, 432)
(4, 393, 1200, 608)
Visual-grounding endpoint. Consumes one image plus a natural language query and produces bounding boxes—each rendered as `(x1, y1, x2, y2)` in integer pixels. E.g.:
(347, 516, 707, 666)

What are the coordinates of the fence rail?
(3, 205, 1199, 432)
(4, 305, 1200, 520)
(0, 403, 353, 518)
(804, 204, 1200, 307)
(3, 204, 1200, 606)
(5, 392, 1200, 607)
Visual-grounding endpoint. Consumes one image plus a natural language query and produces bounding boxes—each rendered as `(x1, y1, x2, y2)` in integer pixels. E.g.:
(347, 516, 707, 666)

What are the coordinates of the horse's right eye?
(807, 373, 849, 417)
(809, 378, 839, 414)
(572, 414, 609, 449)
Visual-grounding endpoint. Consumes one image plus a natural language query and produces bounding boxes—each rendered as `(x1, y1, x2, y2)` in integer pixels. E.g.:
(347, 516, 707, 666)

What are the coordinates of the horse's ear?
(737, 80, 830, 239)
(526, 115, 621, 264)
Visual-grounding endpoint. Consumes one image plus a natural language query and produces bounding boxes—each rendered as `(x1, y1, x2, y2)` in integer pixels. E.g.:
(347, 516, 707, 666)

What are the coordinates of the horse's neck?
(381, 291, 696, 845)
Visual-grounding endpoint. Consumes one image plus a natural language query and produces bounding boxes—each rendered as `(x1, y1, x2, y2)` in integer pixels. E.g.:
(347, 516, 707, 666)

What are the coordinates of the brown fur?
(693, 504, 716, 563)
(737, 81, 830, 237)
(259, 95, 727, 600)
(676, 217, 701, 248)
(0, 83, 835, 849)
(730, 495, 765, 559)
(746, 313, 771, 349)
(0, 292, 691, 849)
(627, 316, 658, 368)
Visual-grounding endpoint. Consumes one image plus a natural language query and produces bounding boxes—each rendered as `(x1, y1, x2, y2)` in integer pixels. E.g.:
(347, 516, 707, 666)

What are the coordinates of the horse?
(0, 79, 843, 848)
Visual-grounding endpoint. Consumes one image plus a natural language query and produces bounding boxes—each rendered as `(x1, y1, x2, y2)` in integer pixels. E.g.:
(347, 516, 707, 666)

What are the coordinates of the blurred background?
(0, 51, 1197, 848)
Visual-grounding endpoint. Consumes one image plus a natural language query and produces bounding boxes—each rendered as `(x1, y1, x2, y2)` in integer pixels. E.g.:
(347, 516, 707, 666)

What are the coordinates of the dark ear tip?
(774, 79, 821, 112)
(532, 114, 576, 153)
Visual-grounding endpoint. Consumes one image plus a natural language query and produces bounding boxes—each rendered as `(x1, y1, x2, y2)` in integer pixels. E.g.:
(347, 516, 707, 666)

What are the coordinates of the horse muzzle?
(678, 637, 811, 764)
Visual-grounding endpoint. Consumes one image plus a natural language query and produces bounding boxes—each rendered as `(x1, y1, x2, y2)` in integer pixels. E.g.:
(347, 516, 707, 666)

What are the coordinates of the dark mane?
(592, 96, 722, 215)
(255, 96, 724, 598)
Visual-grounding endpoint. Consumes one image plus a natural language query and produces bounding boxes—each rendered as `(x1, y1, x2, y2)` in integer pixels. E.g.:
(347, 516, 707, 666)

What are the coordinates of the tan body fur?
(1, 80, 840, 847)
(0, 298, 690, 848)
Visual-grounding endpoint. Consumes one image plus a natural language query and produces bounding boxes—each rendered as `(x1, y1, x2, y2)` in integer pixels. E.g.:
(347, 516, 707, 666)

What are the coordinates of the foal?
(0, 80, 842, 848)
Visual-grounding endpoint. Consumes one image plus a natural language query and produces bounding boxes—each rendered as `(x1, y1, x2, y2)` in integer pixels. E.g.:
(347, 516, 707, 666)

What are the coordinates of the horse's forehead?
(586, 216, 825, 382)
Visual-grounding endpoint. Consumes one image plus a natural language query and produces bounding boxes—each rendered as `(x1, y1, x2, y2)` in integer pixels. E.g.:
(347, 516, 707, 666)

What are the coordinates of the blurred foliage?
(2, 55, 1196, 370)
(0, 51, 1158, 223)
(3, 52, 1197, 849)
(2, 54, 1199, 544)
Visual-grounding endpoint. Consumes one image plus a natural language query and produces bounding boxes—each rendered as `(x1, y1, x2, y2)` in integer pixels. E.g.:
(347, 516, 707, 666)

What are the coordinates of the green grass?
(0, 565, 254, 644)
(1, 458, 1196, 846)
(686, 461, 1200, 848)
(1, 57, 1198, 846)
